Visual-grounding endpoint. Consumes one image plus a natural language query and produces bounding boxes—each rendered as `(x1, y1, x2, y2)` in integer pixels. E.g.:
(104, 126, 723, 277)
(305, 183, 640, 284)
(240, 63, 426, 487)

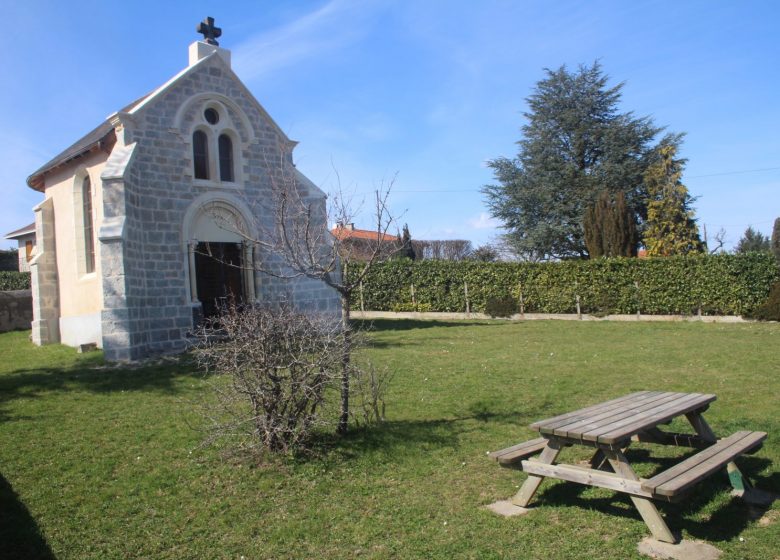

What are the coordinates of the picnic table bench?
(489, 391, 767, 543)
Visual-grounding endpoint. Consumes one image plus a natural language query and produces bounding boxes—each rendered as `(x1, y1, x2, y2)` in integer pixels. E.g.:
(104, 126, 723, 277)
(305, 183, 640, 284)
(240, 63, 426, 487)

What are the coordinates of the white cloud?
(232, 0, 378, 81)
(468, 212, 499, 230)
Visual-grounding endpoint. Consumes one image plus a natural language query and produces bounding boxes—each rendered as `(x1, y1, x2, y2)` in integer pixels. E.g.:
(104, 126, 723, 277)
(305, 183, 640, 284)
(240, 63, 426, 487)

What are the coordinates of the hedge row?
(0, 271, 31, 291)
(347, 253, 779, 316)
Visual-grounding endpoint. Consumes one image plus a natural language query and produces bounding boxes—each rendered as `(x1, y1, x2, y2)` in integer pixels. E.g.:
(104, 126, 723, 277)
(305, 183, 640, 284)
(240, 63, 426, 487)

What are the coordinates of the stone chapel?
(26, 18, 340, 361)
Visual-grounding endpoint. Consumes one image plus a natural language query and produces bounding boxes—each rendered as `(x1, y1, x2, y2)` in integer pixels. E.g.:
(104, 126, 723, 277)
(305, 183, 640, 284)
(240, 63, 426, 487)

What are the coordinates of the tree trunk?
(337, 292, 352, 435)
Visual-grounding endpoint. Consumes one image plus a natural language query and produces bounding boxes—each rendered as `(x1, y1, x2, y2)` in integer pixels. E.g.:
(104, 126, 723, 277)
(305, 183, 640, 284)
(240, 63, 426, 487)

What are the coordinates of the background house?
(330, 223, 401, 261)
(4, 223, 36, 272)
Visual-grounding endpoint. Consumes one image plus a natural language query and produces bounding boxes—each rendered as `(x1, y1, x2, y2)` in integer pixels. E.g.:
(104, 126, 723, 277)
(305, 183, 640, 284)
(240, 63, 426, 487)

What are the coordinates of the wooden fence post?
(411, 283, 416, 307)
(464, 281, 470, 314)
(359, 281, 365, 313)
(518, 283, 525, 318)
(634, 281, 640, 318)
(576, 294, 582, 320)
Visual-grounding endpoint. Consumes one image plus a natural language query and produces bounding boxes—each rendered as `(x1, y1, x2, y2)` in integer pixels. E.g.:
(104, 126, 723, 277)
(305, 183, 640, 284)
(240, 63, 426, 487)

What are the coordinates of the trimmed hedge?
(0, 271, 31, 291)
(348, 253, 779, 316)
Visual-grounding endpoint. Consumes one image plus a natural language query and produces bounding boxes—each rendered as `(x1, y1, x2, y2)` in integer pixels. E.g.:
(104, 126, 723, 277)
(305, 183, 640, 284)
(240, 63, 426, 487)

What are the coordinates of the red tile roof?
(331, 225, 399, 242)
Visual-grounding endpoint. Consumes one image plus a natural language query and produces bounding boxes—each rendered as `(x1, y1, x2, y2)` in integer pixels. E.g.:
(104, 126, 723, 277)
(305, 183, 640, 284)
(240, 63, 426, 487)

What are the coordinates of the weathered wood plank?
(530, 391, 654, 432)
(604, 448, 678, 544)
(511, 440, 562, 507)
(489, 437, 548, 466)
(553, 392, 683, 440)
(644, 431, 767, 497)
(520, 460, 655, 498)
(594, 393, 717, 444)
(632, 428, 712, 449)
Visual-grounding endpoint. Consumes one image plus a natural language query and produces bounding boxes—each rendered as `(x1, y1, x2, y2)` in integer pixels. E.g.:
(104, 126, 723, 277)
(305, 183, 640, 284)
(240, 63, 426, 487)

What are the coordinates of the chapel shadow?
(0, 355, 202, 422)
(0, 472, 57, 560)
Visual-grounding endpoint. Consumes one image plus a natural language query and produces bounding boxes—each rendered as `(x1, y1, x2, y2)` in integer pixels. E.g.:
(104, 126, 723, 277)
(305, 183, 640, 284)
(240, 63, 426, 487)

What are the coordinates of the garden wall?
(348, 254, 779, 316)
(0, 290, 33, 332)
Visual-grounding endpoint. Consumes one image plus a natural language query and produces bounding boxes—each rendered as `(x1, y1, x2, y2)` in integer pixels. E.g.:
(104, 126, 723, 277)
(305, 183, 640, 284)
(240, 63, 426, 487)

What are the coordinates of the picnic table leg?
(511, 440, 562, 507)
(685, 412, 754, 493)
(603, 448, 678, 544)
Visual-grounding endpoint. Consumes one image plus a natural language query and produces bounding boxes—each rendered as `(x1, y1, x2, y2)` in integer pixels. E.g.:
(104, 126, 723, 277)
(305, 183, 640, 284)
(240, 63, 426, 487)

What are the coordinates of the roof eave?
(26, 129, 116, 192)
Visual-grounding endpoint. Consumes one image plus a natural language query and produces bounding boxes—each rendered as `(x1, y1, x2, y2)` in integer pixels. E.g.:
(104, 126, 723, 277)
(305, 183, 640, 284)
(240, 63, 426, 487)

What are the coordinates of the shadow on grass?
(531, 452, 774, 543)
(0, 473, 56, 559)
(306, 409, 529, 462)
(0, 355, 202, 422)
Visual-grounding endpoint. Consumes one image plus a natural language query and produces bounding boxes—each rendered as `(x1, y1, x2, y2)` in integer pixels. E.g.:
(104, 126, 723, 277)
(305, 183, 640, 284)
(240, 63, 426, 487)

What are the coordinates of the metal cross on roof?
(196, 16, 222, 46)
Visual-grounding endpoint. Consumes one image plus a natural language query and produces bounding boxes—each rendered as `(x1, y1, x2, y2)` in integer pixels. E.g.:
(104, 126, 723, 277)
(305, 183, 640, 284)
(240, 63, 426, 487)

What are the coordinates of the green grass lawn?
(1, 320, 778, 559)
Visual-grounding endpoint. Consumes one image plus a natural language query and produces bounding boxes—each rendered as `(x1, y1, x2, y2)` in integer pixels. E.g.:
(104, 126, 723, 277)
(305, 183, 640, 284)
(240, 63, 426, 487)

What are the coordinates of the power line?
(366, 165, 780, 194)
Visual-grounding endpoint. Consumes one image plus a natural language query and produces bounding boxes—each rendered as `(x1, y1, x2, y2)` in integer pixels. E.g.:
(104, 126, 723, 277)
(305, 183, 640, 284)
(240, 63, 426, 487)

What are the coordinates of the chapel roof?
(4, 222, 36, 239)
(26, 94, 150, 192)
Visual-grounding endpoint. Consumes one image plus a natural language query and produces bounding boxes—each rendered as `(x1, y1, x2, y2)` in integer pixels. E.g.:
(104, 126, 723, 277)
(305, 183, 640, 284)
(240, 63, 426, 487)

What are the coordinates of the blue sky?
(2, 0, 779, 251)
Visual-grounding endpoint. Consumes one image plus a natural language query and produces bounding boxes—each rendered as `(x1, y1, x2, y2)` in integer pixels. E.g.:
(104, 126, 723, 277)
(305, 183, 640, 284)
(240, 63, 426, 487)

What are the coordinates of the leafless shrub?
(193, 302, 343, 455)
(349, 359, 394, 427)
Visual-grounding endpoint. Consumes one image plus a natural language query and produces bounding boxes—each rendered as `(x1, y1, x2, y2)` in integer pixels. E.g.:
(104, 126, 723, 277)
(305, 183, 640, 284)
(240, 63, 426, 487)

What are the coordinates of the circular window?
(204, 108, 219, 125)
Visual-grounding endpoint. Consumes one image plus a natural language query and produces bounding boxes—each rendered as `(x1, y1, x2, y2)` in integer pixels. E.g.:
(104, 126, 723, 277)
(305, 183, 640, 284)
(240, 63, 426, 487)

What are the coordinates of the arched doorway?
(184, 197, 256, 319)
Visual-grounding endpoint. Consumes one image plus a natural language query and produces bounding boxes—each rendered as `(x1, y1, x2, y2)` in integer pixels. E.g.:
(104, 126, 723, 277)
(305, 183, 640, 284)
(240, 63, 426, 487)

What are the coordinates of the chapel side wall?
(43, 152, 108, 347)
(116, 54, 339, 358)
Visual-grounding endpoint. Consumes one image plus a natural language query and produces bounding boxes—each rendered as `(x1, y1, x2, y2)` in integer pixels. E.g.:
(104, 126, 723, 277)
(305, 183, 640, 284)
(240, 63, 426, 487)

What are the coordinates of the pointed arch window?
(218, 134, 234, 182)
(193, 130, 210, 179)
(82, 176, 95, 273)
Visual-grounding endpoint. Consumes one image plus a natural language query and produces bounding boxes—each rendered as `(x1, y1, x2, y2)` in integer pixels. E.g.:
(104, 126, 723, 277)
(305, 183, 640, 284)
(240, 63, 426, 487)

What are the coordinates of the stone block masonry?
(0, 290, 33, 333)
(99, 53, 339, 360)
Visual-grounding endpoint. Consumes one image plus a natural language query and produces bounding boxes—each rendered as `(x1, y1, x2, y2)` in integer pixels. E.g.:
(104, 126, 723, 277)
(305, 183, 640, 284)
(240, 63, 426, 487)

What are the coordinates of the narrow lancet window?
(82, 176, 95, 273)
(218, 134, 234, 182)
(193, 130, 210, 179)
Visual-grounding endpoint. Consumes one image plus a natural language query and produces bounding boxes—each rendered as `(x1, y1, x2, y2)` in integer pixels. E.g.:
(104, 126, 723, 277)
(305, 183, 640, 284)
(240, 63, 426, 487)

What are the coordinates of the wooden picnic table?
(490, 391, 767, 543)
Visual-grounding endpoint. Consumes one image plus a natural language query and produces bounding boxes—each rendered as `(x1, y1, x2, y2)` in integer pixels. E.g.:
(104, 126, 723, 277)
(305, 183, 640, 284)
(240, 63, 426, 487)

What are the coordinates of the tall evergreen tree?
(735, 226, 770, 253)
(584, 190, 637, 257)
(483, 61, 676, 260)
(399, 224, 416, 260)
(643, 145, 703, 256)
(771, 217, 780, 262)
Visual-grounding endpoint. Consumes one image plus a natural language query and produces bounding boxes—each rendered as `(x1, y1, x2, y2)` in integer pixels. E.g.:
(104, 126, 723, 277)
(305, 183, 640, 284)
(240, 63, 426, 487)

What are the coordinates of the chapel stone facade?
(26, 23, 340, 361)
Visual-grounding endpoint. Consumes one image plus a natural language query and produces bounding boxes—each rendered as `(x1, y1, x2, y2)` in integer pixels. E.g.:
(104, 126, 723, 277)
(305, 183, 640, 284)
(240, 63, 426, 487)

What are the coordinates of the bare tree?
(227, 156, 401, 435)
(703, 224, 727, 255)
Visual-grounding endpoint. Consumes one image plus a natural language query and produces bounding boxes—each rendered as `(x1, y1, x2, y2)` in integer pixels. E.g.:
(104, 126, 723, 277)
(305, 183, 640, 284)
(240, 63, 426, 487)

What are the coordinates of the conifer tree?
(771, 217, 780, 262)
(399, 224, 416, 260)
(735, 226, 770, 254)
(643, 145, 703, 256)
(583, 190, 637, 257)
(483, 61, 676, 260)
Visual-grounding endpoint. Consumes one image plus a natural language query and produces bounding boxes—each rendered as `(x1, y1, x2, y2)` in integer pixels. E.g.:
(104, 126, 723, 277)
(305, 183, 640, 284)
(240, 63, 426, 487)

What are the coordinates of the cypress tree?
(771, 217, 780, 262)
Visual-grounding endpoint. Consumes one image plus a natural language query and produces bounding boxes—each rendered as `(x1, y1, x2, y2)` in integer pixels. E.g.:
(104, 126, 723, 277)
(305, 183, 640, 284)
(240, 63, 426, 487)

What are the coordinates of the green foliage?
(483, 61, 674, 260)
(484, 297, 518, 318)
(470, 244, 499, 262)
(735, 226, 771, 254)
(643, 144, 704, 256)
(583, 191, 638, 258)
(744, 281, 780, 321)
(0, 271, 31, 291)
(0, 249, 18, 271)
(347, 253, 778, 316)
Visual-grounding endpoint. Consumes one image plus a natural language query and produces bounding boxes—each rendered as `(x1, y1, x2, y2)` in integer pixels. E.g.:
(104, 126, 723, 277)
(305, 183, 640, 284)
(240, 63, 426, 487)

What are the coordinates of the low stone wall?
(0, 290, 33, 332)
(352, 310, 747, 323)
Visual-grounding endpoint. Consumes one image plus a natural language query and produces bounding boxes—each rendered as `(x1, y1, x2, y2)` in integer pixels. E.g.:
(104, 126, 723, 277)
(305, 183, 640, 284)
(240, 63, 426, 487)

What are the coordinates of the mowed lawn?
(1, 320, 779, 559)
